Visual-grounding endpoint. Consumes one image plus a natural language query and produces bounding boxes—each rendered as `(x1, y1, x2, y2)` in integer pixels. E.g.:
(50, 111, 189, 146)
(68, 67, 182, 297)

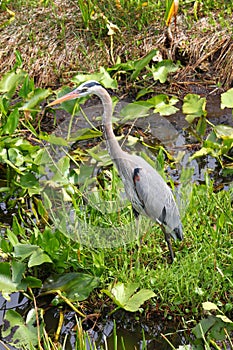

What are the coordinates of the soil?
(0, 1, 233, 94)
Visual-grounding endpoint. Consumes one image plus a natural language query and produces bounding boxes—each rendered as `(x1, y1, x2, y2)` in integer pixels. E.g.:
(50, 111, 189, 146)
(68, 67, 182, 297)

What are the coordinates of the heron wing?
(132, 167, 149, 215)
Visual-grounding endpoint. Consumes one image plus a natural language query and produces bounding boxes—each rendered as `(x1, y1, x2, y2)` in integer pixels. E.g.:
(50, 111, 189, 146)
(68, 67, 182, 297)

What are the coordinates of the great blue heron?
(48, 80, 183, 262)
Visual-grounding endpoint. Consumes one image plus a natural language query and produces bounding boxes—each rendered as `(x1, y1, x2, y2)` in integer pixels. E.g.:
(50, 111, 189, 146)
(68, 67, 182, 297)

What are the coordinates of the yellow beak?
(47, 91, 80, 107)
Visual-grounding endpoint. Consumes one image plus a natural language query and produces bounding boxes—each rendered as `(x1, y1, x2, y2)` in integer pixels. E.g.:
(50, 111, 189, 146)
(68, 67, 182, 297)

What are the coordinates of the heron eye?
(80, 88, 88, 93)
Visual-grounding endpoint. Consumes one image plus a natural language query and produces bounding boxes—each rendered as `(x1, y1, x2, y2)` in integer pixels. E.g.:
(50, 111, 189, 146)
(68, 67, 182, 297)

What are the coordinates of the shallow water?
(0, 293, 188, 349)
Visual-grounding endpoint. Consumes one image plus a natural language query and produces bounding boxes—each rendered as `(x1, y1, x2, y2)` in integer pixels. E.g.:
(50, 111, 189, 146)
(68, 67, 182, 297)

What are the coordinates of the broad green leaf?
(71, 128, 102, 141)
(40, 133, 68, 146)
(99, 66, 118, 89)
(0, 263, 18, 300)
(123, 288, 156, 312)
(14, 244, 38, 260)
(221, 88, 233, 109)
(152, 60, 179, 83)
(209, 317, 233, 341)
(0, 278, 18, 300)
(214, 125, 233, 140)
(2, 309, 40, 349)
(189, 147, 218, 160)
(192, 316, 216, 339)
(120, 102, 151, 121)
(28, 249, 52, 267)
(131, 49, 158, 81)
(2, 108, 19, 134)
(11, 261, 26, 284)
(20, 276, 42, 289)
(42, 272, 99, 301)
(6, 228, 19, 246)
(154, 102, 178, 116)
(20, 88, 51, 110)
(8, 148, 24, 167)
(0, 70, 27, 95)
(51, 156, 70, 180)
(111, 282, 139, 306)
(102, 282, 155, 312)
(183, 94, 207, 122)
(72, 67, 118, 89)
(19, 172, 39, 188)
(136, 88, 154, 100)
(107, 60, 135, 74)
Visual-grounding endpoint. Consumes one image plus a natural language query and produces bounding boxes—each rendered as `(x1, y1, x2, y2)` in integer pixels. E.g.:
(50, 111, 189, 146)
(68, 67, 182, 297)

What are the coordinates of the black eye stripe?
(84, 81, 102, 88)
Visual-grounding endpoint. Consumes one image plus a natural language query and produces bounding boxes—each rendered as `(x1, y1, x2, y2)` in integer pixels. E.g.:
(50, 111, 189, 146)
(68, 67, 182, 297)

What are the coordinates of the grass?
(28, 148, 233, 317)
(78, 179, 233, 316)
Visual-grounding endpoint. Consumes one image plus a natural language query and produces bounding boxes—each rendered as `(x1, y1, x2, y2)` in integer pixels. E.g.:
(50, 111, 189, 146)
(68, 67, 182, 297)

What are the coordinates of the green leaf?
(13, 243, 53, 267)
(42, 272, 99, 301)
(214, 125, 233, 140)
(2, 309, 40, 349)
(20, 276, 42, 289)
(8, 148, 24, 167)
(72, 67, 118, 89)
(189, 147, 217, 160)
(102, 282, 155, 312)
(145, 94, 179, 116)
(28, 249, 52, 267)
(124, 288, 156, 312)
(14, 244, 38, 259)
(151, 60, 179, 83)
(120, 101, 151, 121)
(183, 94, 207, 122)
(0, 70, 27, 95)
(19, 74, 35, 98)
(52, 156, 70, 180)
(192, 315, 216, 339)
(131, 49, 159, 81)
(72, 128, 102, 141)
(19, 172, 39, 188)
(20, 88, 52, 110)
(0, 263, 18, 300)
(221, 88, 233, 109)
(11, 261, 26, 284)
(209, 317, 233, 341)
(6, 228, 19, 246)
(2, 108, 19, 134)
(40, 133, 68, 146)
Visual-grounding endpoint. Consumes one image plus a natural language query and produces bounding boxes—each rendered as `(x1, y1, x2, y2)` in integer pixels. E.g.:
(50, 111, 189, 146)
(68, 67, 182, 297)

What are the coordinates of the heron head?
(47, 80, 103, 106)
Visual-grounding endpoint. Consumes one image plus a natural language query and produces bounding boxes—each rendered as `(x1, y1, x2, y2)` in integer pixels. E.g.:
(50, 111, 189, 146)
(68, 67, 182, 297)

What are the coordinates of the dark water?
(0, 293, 188, 349)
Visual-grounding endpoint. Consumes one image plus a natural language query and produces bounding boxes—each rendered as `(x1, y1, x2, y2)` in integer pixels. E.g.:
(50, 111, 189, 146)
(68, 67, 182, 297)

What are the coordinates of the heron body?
(48, 80, 183, 261)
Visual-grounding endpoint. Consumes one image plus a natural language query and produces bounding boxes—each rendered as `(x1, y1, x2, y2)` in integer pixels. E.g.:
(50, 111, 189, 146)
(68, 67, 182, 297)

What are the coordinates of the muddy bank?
(0, 1, 232, 91)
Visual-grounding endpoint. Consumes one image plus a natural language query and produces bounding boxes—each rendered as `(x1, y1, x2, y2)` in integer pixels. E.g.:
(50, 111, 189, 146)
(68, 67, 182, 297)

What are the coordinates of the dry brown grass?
(0, 1, 232, 92)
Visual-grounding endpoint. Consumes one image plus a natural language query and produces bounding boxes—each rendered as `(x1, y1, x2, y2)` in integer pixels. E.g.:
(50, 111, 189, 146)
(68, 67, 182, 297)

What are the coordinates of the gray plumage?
(48, 80, 183, 262)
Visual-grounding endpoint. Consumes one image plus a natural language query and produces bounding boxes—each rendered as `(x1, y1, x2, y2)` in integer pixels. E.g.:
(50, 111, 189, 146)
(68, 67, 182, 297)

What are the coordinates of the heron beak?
(47, 90, 80, 107)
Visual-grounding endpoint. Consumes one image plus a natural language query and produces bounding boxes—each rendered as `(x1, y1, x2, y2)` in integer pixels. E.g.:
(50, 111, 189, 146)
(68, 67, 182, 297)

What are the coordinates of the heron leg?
(132, 207, 141, 267)
(164, 232, 175, 263)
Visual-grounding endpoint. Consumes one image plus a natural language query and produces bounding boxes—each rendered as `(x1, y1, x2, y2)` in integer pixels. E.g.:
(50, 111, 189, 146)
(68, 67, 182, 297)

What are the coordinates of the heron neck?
(98, 91, 123, 159)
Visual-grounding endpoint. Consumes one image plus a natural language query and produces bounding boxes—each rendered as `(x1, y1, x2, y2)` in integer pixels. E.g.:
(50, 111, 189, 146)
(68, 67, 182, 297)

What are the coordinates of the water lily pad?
(102, 282, 155, 312)
(42, 272, 99, 301)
